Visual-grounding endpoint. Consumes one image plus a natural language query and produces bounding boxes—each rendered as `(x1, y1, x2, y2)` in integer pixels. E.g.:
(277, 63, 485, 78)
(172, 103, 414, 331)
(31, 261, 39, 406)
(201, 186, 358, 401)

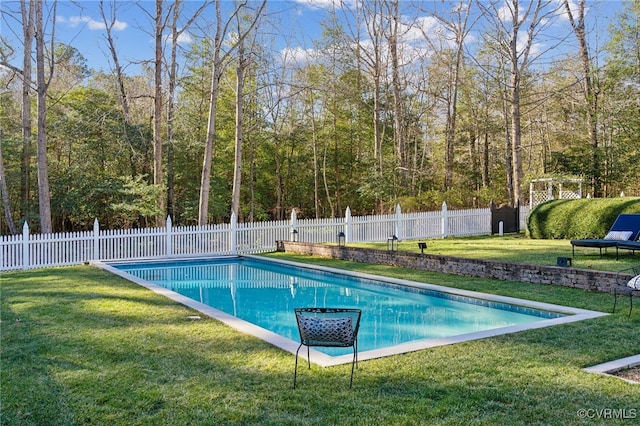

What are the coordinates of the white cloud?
(58, 15, 127, 31)
(280, 46, 318, 66)
(177, 32, 192, 44)
(166, 31, 193, 45)
(292, 0, 352, 11)
(497, 3, 516, 22)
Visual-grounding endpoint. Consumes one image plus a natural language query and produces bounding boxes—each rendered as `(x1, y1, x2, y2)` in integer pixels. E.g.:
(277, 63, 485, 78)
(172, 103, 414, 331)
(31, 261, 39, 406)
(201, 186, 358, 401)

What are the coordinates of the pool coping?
(91, 254, 609, 367)
(584, 355, 640, 384)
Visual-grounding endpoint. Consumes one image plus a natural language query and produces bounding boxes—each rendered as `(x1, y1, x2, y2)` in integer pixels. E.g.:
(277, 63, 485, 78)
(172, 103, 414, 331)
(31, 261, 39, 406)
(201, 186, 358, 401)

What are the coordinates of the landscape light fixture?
(418, 242, 427, 254)
(387, 235, 399, 251)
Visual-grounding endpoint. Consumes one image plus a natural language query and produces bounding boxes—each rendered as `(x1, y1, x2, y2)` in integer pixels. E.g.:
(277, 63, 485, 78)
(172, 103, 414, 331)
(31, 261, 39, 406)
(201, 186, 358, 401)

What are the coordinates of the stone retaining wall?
(276, 241, 625, 293)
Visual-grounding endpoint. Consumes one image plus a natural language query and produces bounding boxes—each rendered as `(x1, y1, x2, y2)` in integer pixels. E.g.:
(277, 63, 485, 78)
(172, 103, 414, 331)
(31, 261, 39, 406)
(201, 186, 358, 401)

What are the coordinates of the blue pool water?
(110, 257, 565, 357)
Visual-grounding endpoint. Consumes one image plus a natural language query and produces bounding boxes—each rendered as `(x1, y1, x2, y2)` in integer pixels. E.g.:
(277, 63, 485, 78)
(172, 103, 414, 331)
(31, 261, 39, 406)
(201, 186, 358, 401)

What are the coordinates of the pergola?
(529, 178, 583, 208)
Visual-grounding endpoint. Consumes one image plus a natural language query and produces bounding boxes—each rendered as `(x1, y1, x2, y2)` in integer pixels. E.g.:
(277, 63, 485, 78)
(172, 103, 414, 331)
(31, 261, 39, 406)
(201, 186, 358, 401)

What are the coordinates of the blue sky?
(40, 0, 329, 73)
(0, 1, 628, 76)
(2, 1, 323, 73)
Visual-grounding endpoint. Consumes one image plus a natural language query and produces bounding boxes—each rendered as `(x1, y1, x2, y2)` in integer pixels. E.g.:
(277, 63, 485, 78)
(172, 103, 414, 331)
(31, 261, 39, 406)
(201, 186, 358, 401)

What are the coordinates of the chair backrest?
(295, 308, 361, 348)
(609, 214, 640, 241)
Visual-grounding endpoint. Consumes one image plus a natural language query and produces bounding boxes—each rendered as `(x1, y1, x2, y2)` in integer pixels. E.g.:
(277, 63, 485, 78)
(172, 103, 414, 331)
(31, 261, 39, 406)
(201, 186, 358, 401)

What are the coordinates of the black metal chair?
(613, 266, 640, 316)
(293, 307, 362, 388)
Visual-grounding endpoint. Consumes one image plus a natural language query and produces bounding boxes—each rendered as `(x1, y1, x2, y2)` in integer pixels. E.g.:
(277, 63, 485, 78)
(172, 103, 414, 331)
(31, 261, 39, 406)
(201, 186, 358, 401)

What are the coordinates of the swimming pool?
(95, 255, 607, 366)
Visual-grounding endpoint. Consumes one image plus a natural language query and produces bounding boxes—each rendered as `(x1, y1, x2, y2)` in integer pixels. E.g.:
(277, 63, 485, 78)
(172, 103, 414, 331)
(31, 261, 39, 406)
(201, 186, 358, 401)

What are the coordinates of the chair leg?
(629, 294, 634, 316)
(613, 290, 618, 313)
(293, 344, 303, 389)
(355, 339, 358, 369)
(349, 346, 356, 388)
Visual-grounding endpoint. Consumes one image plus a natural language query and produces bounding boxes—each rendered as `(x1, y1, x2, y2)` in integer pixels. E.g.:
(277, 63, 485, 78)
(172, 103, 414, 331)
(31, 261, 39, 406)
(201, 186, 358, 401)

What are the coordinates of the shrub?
(527, 197, 640, 239)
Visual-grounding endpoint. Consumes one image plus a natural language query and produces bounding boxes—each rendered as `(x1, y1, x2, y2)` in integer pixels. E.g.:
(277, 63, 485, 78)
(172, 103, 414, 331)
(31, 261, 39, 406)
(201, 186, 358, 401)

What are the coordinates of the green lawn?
(2, 239, 639, 425)
(346, 234, 640, 273)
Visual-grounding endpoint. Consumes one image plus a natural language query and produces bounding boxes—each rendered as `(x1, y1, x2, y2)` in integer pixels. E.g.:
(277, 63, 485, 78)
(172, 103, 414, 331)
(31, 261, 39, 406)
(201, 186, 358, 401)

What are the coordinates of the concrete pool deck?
(92, 255, 609, 367)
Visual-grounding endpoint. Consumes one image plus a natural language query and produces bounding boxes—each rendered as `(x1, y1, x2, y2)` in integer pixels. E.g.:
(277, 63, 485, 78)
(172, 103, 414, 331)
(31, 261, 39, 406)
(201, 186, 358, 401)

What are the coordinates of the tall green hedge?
(527, 198, 640, 239)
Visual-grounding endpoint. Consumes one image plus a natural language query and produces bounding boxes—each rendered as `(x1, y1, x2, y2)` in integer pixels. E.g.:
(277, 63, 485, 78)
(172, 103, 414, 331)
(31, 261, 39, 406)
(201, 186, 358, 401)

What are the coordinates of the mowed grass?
(349, 234, 640, 272)
(2, 239, 640, 425)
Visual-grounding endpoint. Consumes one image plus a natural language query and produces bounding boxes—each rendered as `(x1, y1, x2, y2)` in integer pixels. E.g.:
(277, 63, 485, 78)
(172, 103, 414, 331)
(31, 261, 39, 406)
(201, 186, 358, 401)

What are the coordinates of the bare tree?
(230, 0, 266, 221)
(198, 0, 265, 225)
(198, 0, 223, 226)
(1, 1, 36, 225)
(477, 0, 563, 206)
(0, 0, 56, 231)
(165, 0, 209, 222)
(34, 0, 54, 232)
(20, 0, 34, 221)
(230, 33, 246, 222)
(98, 0, 142, 182)
(99, 1, 131, 121)
(563, 0, 601, 197)
(0, 130, 18, 234)
(342, 0, 388, 175)
(384, 0, 406, 168)
(152, 0, 165, 227)
(419, 0, 475, 191)
(258, 38, 300, 221)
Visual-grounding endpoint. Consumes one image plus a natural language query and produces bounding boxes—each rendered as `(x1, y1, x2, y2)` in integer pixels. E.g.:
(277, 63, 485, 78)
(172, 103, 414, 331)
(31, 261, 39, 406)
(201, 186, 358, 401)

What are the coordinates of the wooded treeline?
(1, 0, 639, 234)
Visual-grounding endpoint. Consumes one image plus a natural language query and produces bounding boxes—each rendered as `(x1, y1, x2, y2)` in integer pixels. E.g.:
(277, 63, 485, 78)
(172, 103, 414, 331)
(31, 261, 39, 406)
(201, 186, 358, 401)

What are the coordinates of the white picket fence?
(0, 203, 529, 271)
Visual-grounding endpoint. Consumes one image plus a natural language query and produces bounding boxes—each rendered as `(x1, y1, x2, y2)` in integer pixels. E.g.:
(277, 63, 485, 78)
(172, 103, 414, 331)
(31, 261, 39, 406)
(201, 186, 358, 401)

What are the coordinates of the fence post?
(441, 201, 448, 238)
(93, 219, 100, 260)
(166, 216, 173, 256)
(22, 221, 29, 270)
(395, 203, 402, 239)
(230, 212, 237, 254)
(345, 206, 351, 243)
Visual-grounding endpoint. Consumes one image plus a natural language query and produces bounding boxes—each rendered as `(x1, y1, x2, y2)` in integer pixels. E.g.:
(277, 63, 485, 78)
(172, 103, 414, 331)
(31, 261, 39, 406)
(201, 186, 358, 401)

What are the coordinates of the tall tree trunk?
(510, 72, 523, 206)
(0, 131, 18, 234)
(479, 0, 552, 206)
(502, 79, 514, 204)
(310, 96, 321, 218)
(438, 0, 473, 191)
(34, 0, 52, 233)
(230, 38, 244, 220)
(322, 139, 335, 218)
(198, 0, 222, 225)
(20, 0, 34, 221)
(355, 0, 384, 176)
(563, 0, 601, 197)
(100, 0, 139, 178)
(387, 0, 404, 169)
(166, 1, 179, 223)
(100, 1, 130, 120)
(164, 0, 206, 223)
(508, 3, 522, 206)
(153, 0, 165, 226)
(199, 0, 264, 224)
